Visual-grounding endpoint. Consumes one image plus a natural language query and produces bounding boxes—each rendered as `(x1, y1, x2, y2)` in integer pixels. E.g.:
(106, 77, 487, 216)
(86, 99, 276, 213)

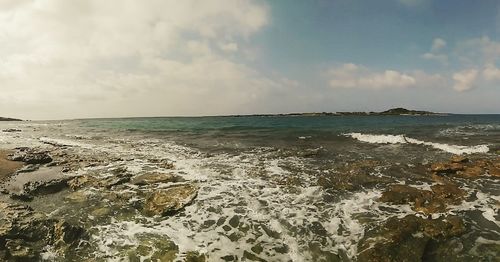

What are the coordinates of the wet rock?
(2, 128, 21, 132)
(8, 148, 53, 165)
(228, 215, 240, 228)
(458, 166, 484, 178)
(450, 155, 468, 163)
(4, 167, 72, 200)
(143, 184, 198, 216)
(251, 244, 263, 254)
(130, 172, 184, 185)
(243, 250, 266, 262)
(379, 184, 465, 214)
(101, 174, 131, 189)
(127, 237, 178, 262)
(0, 201, 84, 261)
(221, 255, 238, 261)
(68, 173, 131, 190)
(358, 215, 465, 262)
(67, 175, 93, 190)
(51, 220, 85, 247)
(185, 251, 206, 262)
(5, 239, 37, 261)
(430, 162, 464, 174)
(489, 167, 500, 177)
(379, 184, 431, 205)
(22, 177, 70, 196)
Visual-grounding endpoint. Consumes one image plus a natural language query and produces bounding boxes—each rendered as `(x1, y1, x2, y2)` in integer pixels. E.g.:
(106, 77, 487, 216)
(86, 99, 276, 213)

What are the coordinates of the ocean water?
(0, 115, 499, 261)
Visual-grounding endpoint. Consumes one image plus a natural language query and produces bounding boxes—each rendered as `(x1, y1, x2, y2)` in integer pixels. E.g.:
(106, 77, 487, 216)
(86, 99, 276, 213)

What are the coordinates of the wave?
(345, 133, 489, 155)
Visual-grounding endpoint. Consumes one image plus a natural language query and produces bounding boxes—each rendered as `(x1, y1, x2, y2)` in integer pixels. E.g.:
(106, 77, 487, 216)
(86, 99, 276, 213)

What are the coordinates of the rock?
(358, 215, 465, 262)
(458, 166, 484, 178)
(67, 175, 93, 190)
(0, 201, 84, 260)
(68, 173, 131, 190)
(4, 167, 71, 200)
(379, 184, 465, 214)
(131, 172, 184, 185)
(243, 250, 266, 262)
(318, 160, 393, 191)
(5, 239, 37, 261)
(489, 167, 500, 177)
(51, 220, 85, 247)
(143, 185, 198, 216)
(100, 175, 131, 189)
(8, 148, 53, 165)
(450, 155, 468, 163)
(2, 128, 21, 132)
(430, 162, 464, 174)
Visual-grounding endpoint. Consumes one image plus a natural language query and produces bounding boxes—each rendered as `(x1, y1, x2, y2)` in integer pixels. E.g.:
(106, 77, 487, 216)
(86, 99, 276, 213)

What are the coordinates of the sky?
(0, 0, 499, 120)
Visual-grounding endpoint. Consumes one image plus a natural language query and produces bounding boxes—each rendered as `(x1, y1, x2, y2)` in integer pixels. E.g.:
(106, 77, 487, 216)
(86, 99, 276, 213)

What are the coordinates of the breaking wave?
(345, 133, 489, 155)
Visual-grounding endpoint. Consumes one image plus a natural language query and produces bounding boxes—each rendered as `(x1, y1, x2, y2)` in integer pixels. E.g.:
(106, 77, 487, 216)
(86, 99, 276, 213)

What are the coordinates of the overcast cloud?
(0, 1, 499, 119)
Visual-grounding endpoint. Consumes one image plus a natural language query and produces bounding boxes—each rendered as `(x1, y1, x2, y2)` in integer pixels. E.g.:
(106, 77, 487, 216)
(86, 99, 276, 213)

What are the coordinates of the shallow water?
(0, 115, 499, 261)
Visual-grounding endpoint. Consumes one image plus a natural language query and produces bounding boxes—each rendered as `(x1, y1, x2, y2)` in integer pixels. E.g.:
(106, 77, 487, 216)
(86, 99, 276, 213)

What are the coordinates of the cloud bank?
(0, 0, 299, 119)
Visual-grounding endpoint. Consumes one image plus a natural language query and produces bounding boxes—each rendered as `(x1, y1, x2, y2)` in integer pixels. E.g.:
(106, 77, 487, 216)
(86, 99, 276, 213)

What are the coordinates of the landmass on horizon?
(224, 108, 445, 117)
(0, 108, 446, 122)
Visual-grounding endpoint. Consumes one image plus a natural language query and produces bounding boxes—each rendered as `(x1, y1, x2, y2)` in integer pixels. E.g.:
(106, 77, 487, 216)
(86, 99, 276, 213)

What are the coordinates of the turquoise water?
(77, 114, 500, 153)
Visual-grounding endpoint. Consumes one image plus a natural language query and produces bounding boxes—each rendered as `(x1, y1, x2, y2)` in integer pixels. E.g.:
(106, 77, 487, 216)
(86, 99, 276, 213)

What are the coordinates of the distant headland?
(0, 117, 22, 121)
(225, 108, 446, 117)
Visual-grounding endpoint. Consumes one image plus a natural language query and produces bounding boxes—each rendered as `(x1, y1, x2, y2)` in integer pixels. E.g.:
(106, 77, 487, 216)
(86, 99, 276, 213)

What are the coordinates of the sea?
(0, 114, 499, 261)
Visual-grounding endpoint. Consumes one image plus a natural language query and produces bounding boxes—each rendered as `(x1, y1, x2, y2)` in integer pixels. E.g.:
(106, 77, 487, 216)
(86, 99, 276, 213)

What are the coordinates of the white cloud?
(455, 36, 500, 64)
(421, 52, 448, 64)
(219, 42, 239, 52)
(421, 37, 448, 64)
(452, 69, 479, 92)
(482, 63, 500, 81)
(431, 38, 446, 52)
(327, 63, 424, 89)
(0, 0, 296, 119)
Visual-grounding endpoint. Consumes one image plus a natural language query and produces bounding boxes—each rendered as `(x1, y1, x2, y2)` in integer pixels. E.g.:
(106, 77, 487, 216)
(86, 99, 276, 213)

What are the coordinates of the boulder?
(0, 201, 84, 260)
(458, 166, 484, 178)
(131, 172, 184, 185)
(357, 215, 465, 262)
(450, 155, 468, 163)
(143, 185, 198, 216)
(430, 162, 464, 174)
(8, 148, 52, 165)
(379, 184, 465, 214)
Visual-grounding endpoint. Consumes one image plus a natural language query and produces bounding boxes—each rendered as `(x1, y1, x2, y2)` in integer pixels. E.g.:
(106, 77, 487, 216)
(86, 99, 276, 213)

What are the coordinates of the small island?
(0, 117, 22, 121)
(225, 108, 445, 117)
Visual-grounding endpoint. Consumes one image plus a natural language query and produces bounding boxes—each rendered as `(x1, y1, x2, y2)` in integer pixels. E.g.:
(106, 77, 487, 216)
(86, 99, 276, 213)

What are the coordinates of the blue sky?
(0, 0, 499, 119)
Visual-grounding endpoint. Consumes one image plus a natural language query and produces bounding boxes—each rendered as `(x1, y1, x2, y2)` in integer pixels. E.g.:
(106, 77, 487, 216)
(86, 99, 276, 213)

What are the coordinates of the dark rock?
(228, 215, 240, 228)
(251, 244, 263, 254)
(5, 239, 37, 261)
(8, 148, 52, 165)
(379, 184, 465, 214)
(358, 215, 465, 262)
(430, 162, 464, 174)
(243, 250, 267, 262)
(0, 201, 85, 261)
(143, 185, 198, 216)
(2, 128, 21, 132)
(51, 220, 85, 246)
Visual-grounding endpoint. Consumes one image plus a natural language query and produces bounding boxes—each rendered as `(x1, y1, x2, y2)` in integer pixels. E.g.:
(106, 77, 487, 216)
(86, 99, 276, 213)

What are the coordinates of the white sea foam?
(345, 133, 489, 155)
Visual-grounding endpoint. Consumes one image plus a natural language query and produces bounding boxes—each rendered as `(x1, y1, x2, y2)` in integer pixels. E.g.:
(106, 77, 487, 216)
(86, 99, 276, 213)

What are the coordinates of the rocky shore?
(0, 146, 201, 261)
(0, 142, 498, 260)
